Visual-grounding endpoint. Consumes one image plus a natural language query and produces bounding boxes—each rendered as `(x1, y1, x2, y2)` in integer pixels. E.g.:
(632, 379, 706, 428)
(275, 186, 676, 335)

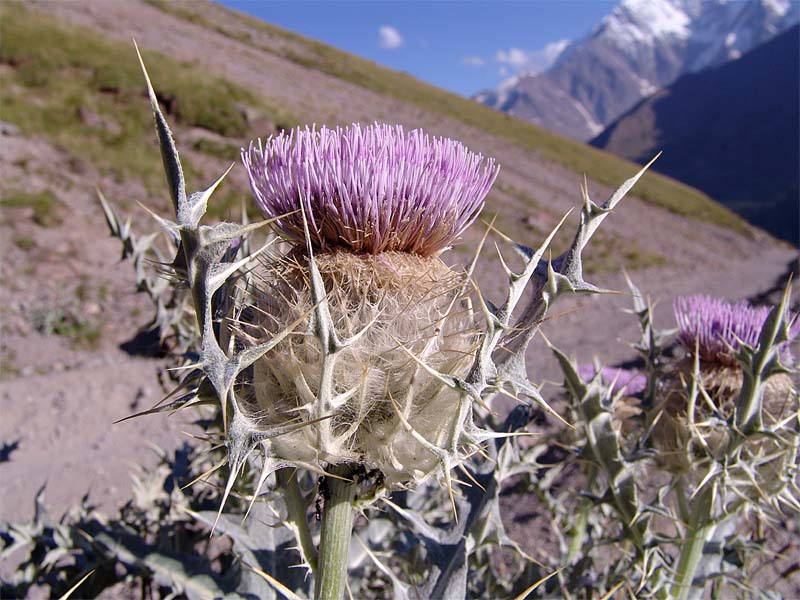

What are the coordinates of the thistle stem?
(315, 464, 357, 600)
(671, 522, 715, 600)
(671, 484, 720, 600)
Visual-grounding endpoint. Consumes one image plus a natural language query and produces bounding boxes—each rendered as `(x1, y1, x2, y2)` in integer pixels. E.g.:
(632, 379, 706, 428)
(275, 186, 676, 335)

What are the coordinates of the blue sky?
(219, 1, 617, 96)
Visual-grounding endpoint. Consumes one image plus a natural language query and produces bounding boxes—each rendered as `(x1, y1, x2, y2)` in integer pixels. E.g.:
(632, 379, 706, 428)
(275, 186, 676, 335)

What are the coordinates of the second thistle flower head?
(671, 295, 798, 408)
(674, 295, 799, 367)
(654, 295, 799, 474)
(242, 123, 499, 256)
(239, 123, 499, 488)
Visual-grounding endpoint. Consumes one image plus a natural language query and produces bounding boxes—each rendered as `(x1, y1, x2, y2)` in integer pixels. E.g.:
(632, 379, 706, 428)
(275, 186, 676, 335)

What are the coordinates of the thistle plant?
(550, 282, 799, 598)
(87, 39, 663, 597)
(0, 41, 672, 598)
(236, 122, 504, 598)
(656, 295, 799, 471)
(671, 294, 798, 407)
(659, 293, 799, 597)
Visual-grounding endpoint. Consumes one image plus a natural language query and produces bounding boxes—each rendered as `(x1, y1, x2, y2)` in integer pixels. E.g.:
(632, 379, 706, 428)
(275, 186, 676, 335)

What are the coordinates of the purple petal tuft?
(242, 123, 499, 256)
(674, 295, 799, 366)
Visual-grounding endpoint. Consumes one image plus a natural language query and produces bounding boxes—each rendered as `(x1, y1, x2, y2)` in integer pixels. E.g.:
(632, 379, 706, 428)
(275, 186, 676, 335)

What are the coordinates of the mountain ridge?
(591, 24, 800, 244)
(476, 0, 798, 140)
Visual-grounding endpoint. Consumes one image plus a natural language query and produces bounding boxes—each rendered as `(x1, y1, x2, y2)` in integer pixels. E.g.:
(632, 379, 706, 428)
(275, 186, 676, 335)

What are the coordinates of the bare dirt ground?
(0, 133, 199, 525)
(1, 1, 798, 592)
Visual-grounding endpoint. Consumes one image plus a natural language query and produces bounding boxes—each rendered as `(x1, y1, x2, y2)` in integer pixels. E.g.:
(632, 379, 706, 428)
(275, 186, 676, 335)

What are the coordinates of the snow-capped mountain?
(591, 24, 799, 243)
(476, 0, 799, 140)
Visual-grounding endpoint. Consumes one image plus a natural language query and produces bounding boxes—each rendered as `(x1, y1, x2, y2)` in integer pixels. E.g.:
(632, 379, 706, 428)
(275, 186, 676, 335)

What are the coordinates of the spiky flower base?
(245, 250, 477, 487)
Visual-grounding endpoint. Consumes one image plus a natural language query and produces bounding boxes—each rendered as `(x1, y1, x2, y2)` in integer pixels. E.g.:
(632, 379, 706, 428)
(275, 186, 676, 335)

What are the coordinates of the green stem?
(675, 477, 691, 525)
(566, 499, 590, 561)
(671, 484, 716, 600)
(315, 464, 357, 600)
(671, 489, 744, 600)
(277, 469, 318, 575)
(671, 521, 715, 600)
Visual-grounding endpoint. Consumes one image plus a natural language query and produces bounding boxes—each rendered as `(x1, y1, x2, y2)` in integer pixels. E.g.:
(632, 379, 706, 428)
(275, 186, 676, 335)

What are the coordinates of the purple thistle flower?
(674, 295, 799, 366)
(242, 123, 499, 256)
(578, 364, 647, 395)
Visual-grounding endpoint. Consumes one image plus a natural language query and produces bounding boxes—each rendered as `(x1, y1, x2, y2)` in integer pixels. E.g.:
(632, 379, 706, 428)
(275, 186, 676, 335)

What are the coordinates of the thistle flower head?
(234, 123, 500, 489)
(653, 295, 798, 477)
(242, 123, 499, 256)
(674, 295, 799, 367)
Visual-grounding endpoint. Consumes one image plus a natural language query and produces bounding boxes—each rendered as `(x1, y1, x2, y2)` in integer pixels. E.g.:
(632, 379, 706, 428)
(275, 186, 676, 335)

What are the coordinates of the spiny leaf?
(134, 40, 186, 220)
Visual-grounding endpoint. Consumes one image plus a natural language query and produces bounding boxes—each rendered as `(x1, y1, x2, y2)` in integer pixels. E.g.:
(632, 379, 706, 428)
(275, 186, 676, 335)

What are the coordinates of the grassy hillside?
(144, 0, 752, 237)
(0, 2, 667, 275)
(0, 2, 296, 205)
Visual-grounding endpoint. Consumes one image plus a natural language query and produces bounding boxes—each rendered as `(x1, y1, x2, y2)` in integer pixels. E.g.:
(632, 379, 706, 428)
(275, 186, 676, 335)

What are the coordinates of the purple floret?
(578, 364, 647, 395)
(674, 295, 799, 366)
(242, 123, 499, 256)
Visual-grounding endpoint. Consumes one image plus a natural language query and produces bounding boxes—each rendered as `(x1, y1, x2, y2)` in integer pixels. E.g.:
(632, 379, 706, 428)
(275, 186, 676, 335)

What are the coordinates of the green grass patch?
(0, 348, 20, 381)
(26, 299, 104, 349)
(13, 236, 36, 251)
(150, 0, 752, 236)
(0, 2, 296, 196)
(192, 138, 243, 160)
(51, 317, 103, 349)
(1, 190, 63, 227)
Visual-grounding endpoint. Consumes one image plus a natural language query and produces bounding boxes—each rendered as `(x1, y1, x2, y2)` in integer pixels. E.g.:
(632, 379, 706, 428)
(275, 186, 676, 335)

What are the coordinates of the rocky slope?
(0, 0, 795, 534)
(476, 0, 798, 140)
(592, 25, 799, 244)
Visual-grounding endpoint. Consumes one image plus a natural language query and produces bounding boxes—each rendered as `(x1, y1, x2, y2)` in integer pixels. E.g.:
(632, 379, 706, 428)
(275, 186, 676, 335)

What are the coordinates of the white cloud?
(461, 55, 485, 67)
(494, 47, 530, 68)
(378, 25, 403, 49)
(494, 39, 570, 75)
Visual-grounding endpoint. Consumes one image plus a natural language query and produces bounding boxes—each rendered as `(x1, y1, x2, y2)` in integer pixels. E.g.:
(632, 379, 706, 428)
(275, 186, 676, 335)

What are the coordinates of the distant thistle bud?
(577, 364, 645, 450)
(578, 364, 646, 396)
(239, 123, 499, 488)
